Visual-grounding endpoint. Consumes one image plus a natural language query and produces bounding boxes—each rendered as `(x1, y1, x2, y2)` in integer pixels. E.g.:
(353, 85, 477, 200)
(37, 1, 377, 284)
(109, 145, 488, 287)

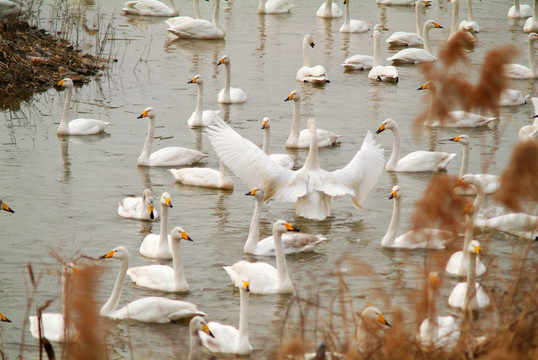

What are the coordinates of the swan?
(199, 280, 252, 355)
(217, 55, 247, 104)
(381, 185, 453, 249)
(29, 263, 78, 342)
(474, 213, 538, 241)
(387, 20, 444, 64)
(261, 117, 294, 169)
(187, 74, 223, 128)
(122, 0, 178, 16)
(508, 0, 532, 18)
(56, 78, 110, 136)
(519, 99, 538, 141)
(375, 119, 456, 172)
(356, 307, 392, 355)
(418, 82, 497, 127)
(136, 107, 208, 167)
(223, 220, 297, 294)
(244, 188, 328, 255)
(188, 316, 214, 360)
(168, 161, 234, 190)
(416, 272, 460, 350)
(447, 0, 476, 45)
(340, 0, 369, 33)
(458, 0, 479, 33)
(376, 0, 415, 6)
(368, 25, 399, 83)
(500, 89, 529, 107)
(258, 0, 292, 14)
(524, 0, 538, 32)
(138, 192, 173, 259)
(316, 0, 343, 18)
(117, 188, 158, 221)
(207, 117, 384, 220)
(296, 34, 330, 83)
(386, 0, 429, 47)
(128, 226, 193, 292)
(284, 90, 341, 148)
(0, 199, 14, 213)
(0, 313, 10, 322)
(99, 246, 206, 322)
(0, 0, 28, 24)
(504, 33, 538, 79)
(166, 0, 225, 39)
(341, 52, 374, 71)
(448, 240, 491, 310)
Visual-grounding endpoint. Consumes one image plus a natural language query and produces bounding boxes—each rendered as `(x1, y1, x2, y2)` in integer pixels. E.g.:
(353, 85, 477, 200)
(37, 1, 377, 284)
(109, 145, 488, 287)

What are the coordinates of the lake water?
(0, 0, 536, 358)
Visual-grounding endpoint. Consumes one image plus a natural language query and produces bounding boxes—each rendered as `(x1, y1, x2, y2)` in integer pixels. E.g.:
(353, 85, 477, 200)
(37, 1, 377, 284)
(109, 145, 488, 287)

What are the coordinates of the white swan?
(258, 0, 292, 14)
(166, 0, 225, 39)
(504, 33, 538, 79)
(368, 25, 399, 83)
(261, 117, 294, 169)
(341, 53, 374, 71)
(416, 272, 460, 350)
(447, 0, 477, 45)
(508, 0, 532, 18)
(244, 188, 328, 256)
(458, 0, 479, 33)
(387, 20, 443, 64)
(340, 0, 369, 33)
(500, 89, 529, 107)
(284, 90, 341, 148)
(137, 107, 208, 167)
(519, 99, 538, 141)
(56, 78, 110, 136)
(524, 0, 538, 32)
(199, 280, 252, 355)
(0, 199, 14, 213)
(138, 192, 173, 259)
(376, 0, 415, 6)
(118, 188, 158, 221)
(356, 307, 392, 355)
(375, 119, 456, 172)
(381, 185, 452, 249)
(128, 226, 193, 292)
(316, 0, 343, 18)
(0, 313, 10, 322)
(168, 161, 234, 190)
(296, 34, 330, 83)
(448, 240, 491, 310)
(99, 246, 206, 322)
(386, 0, 428, 47)
(207, 117, 384, 220)
(188, 316, 214, 360)
(29, 263, 77, 343)
(217, 55, 247, 104)
(122, 0, 178, 16)
(187, 74, 223, 128)
(474, 213, 538, 241)
(223, 220, 296, 294)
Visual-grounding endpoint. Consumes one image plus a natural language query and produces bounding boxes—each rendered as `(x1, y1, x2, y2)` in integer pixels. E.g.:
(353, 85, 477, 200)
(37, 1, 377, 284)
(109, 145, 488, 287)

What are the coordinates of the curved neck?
(304, 122, 319, 169)
(59, 85, 73, 132)
(381, 196, 401, 246)
(236, 287, 250, 352)
(262, 126, 270, 154)
(171, 238, 187, 285)
(373, 31, 381, 67)
(302, 38, 311, 67)
(416, 1, 424, 36)
(274, 230, 291, 287)
(158, 205, 169, 252)
(286, 99, 301, 146)
(386, 127, 401, 170)
(344, 0, 350, 27)
(451, 1, 459, 35)
(528, 37, 536, 75)
(212, 0, 222, 30)
(244, 195, 263, 253)
(138, 117, 155, 164)
(218, 161, 232, 186)
(459, 142, 470, 177)
(423, 24, 433, 54)
(101, 258, 128, 316)
(195, 82, 204, 117)
(193, 0, 200, 18)
(467, 0, 474, 21)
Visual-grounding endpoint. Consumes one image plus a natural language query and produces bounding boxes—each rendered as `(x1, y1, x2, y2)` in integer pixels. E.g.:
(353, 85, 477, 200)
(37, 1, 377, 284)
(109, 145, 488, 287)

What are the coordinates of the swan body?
(368, 25, 399, 83)
(99, 246, 206, 322)
(500, 89, 529, 106)
(261, 117, 294, 169)
(508, 0, 532, 18)
(128, 226, 193, 292)
(356, 307, 392, 354)
(297, 34, 329, 83)
(187, 75, 222, 128)
(386, 0, 428, 47)
(217, 55, 247, 104)
(137, 107, 208, 167)
(524, 0, 538, 32)
(340, 0, 369, 33)
(122, 0, 178, 16)
(0, 200, 14, 213)
(56, 78, 110, 136)
(458, 0, 479, 32)
(258, 0, 292, 14)
(376, 0, 415, 5)
(244, 188, 328, 256)
(168, 161, 234, 190)
(317, 0, 343, 18)
(188, 316, 214, 360)
(199, 280, 252, 355)
(519, 101, 538, 141)
(118, 188, 158, 221)
(447, 0, 477, 45)
(207, 117, 384, 220)
(341, 54, 373, 71)
(474, 213, 538, 241)
(504, 33, 538, 79)
(387, 20, 443, 64)
(166, 0, 225, 39)
(284, 90, 341, 148)
(224, 220, 297, 294)
(139, 192, 173, 260)
(376, 119, 456, 172)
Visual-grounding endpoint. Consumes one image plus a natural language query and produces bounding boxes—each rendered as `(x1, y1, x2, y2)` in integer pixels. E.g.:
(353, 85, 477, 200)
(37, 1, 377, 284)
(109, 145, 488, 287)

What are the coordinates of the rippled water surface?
(1, 0, 536, 358)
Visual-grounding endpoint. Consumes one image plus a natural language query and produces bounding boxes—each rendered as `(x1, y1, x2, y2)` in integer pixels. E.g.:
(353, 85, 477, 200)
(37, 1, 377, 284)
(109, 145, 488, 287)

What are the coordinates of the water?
(1, 0, 536, 358)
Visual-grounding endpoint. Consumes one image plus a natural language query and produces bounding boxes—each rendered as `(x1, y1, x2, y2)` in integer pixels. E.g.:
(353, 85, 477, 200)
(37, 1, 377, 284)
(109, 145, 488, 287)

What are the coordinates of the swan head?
(1, 200, 14, 213)
(424, 20, 444, 30)
(428, 271, 440, 290)
(0, 313, 11, 323)
(190, 316, 214, 338)
(373, 24, 388, 33)
(418, 0, 432, 8)
(57, 78, 74, 89)
(188, 74, 202, 84)
(273, 220, 300, 235)
(144, 194, 156, 220)
(467, 239, 481, 255)
(529, 33, 538, 43)
(261, 117, 270, 129)
(170, 226, 193, 242)
(137, 107, 155, 119)
(100, 246, 130, 260)
(284, 90, 300, 102)
(245, 187, 264, 199)
(389, 185, 401, 199)
(376, 119, 396, 134)
(359, 306, 392, 328)
(417, 81, 434, 91)
(160, 192, 173, 208)
(242, 280, 250, 292)
(304, 34, 315, 48)
(448, 134, 470, 145)
(217, 55, 229, 66)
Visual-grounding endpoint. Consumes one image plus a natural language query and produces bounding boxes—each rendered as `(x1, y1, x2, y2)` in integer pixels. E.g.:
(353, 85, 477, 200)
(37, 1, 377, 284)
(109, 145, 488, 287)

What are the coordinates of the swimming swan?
(56, 78, 110, 136)
(376, 119, 456, 172)
(258, 0, 292, 14)
(356, 307, 392, 355)
(447, 0, 477, 45)
(128, 226, 193, 292)
(387, 20, 444, 64)
(0, 200, 14, 213)
(386, 0, 429, 47)
(207, 117, 384, 220)
(340, 0, 369, 33)
(317, 0, 343, 18)
(458, 0, 479, 33)
(500, 88, 529, 106)
(244, 188, 328, 255)
(504, 32, 538, 79)
(187, 74, 223, 128)
(188, 316, 214, 360)
(368, 25, 399, 83)
(297, 34, 330, 83)
(261, 117, 294, 169)
(474, 213, 538, 241)
(166, 0, 225, 39)
(508, 0, 532, 18)
(122, 0, 178, 16)
(137, 107, 208, 167)
(519, 98, 538, 141)
(217, 55, 247, 104)
(118, 188, 158, 221)
(99, 246, 206, 322)
(138, 192, 173, 259)
(523, 0, 538, 32)
(168, 161, 234, 190)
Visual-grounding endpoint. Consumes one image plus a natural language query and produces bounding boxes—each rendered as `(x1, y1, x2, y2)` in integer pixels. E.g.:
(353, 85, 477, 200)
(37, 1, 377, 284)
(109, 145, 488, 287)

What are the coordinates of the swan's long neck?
(459, 142, 470, 177)
(304, 121, 320, 170)
(373, 31, 381, 67)
(387, 127, 402, 170)
(244, 194, 263, 253)
(274, 230, 292, 289)
(423, 24, 433, 54)
(188, 322, 202, 360)
(465, 244, 478, 313)
(235, 287, 250, 352)
(193, 0, 201, 18)
(223, 61, 231, 100)
(59, 85, 72, 133)
(171, 238, 187, 286)
(258, 0, 266, 13)
(138, 116, 155, 165)
(467, 0, 474, 21)
(61, 266, 70, 319)
(302, 37, 311, 67)
(381, 195, 401, 247)
(427, 284, 438, 339)
(343, 0, 350, 27)
(528, 36, 536, 76)
(262, 126, 270, 154)
(533, 0, 538, 19)
(195, 82, 204, 118)
(416, 1, 424, 36)
(451, 0, 459, 35)
(286, 99, 301, 146)
(212, 0, 223, 31)
(514, 0, 521, 15)
(324, 0, 332, 17)
(158, 204, 169, 253)
(100, 258, 128, 316)
(218, 161, 232, 187)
